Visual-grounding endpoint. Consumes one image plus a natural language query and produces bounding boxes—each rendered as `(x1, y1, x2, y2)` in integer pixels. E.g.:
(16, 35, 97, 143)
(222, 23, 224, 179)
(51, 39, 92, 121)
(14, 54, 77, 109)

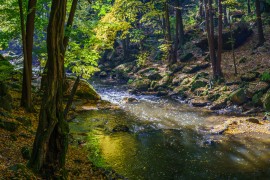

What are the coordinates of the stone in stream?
(246, 118, 260, 124)
(122, 97, 139, 103)
(190, 99, 208, 107)
(112, 125, 130, 133)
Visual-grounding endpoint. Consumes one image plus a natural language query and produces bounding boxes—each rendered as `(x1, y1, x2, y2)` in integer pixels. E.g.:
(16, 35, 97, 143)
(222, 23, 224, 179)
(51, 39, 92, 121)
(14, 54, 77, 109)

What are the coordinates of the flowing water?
(70, 81, 270, 179)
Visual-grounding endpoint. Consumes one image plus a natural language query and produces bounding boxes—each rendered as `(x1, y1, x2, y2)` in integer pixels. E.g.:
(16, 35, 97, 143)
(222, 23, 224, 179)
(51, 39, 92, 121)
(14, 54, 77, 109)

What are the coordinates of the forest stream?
(70, 81, 270, 179)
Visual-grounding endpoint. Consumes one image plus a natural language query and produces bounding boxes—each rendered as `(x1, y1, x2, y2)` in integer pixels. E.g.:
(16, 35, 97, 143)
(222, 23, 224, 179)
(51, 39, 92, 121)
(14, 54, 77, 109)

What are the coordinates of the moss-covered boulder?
(191, 79, 208, 91)
(172, 74, 189, 86)
(64, 77, 101, 100)
(139, 68, 162, 81)
(112, 62, 135, 81)
(263, 91, 270, 111)
(252, 92, 263, 106)
(0, 81, 13, 111)
(0, 118, 19, 132)
(182, 62, 210, 74)
(246, 82, 269, 98)
(131, 78, 151, 91)
(229, 88, 248, 105)
(240, 72, 259, 82)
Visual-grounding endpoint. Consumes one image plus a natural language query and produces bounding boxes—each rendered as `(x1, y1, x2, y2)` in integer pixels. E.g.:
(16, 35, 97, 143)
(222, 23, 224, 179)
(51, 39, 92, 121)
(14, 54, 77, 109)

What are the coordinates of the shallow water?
(70, 81, 270, 179)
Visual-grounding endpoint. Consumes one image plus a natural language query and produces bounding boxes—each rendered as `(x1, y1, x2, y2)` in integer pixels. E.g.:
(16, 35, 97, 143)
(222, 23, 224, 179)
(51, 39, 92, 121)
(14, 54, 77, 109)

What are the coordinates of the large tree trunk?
(255, 0, 265, 46)
(29, 0, 69, 177)
(19, 0, 32, 112)
(216, 0, 223, 77)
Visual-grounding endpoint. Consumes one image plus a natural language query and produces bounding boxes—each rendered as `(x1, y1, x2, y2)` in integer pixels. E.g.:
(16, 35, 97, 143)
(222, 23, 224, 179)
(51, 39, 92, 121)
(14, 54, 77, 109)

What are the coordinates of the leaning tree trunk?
(255, 0, 265, 46)
(18, 0, 32, 112)
(29, 0, 69, 177)
(216, 0, 223, 77)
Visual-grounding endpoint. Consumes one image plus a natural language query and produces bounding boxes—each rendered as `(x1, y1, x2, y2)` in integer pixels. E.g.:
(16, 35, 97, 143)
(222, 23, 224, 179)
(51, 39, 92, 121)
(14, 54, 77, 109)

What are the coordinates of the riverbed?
(70, 81, 270, 179)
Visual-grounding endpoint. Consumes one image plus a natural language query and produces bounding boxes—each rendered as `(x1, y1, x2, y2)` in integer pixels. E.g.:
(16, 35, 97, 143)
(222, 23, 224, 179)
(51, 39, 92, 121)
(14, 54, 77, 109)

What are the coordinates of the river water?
(70, 81, 270, 179)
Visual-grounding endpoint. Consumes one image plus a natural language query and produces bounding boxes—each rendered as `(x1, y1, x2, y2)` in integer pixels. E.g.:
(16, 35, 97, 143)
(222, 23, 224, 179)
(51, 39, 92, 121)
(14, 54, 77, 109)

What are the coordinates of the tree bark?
(164, 1, 173, 64)
(255, 0, 265, 46)
(19, 0, 32, 112)
(29, 0, 69, 177)
(216, 0, 223, 77)
(173, 0, 180, 64)
(247, 0, 251, 14)
(178, 2, 184, 47)
(205, 0, 217, 78)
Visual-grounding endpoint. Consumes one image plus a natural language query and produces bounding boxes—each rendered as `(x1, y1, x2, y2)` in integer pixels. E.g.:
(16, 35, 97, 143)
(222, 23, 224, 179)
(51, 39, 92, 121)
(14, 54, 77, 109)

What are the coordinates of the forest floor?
(0, 89, 111, 179)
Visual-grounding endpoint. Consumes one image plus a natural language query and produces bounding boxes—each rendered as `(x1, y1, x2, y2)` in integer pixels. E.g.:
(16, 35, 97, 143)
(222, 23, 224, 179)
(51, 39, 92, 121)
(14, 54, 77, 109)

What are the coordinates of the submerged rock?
(246, 118, 260, 124)
(112, 125, 130, 133)
(122, 97, 139, 103)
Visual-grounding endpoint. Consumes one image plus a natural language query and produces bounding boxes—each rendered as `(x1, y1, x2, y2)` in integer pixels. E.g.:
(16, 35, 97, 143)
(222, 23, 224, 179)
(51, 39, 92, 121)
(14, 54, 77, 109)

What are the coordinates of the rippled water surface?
(70, 81, 270, 179)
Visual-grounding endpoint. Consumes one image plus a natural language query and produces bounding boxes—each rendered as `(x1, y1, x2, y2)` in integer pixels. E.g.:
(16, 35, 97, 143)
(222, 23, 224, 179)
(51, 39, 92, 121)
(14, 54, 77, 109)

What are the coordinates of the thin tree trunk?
(178, 2, 185, 47)
(19, 0, 32, 112)
(173, 0, 180, 64)
(216, 0, 223, 77)
(63, 0, 78, 51)
(164, 1, 173, 64)
(223, 5, 228, 26)
(230, 24, 237, 75)
(255, 0, 265, 45)
(29, 0, 69, 177)
(248, 0, 251, 14)
(64, 75, 80, 120)
(205, 0, 217, 78)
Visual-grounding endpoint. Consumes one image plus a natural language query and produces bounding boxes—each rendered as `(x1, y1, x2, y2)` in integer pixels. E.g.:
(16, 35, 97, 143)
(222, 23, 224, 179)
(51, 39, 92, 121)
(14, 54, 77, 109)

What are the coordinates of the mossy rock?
(140, 68, 162, 81)
(229, 88, 248, 105)
(240, 72, 259, 82)
(16, 117, 32, 127)
(0, 118, 19, 132)
(263, 91, 270, 111)
(0, 81, 13, 111)
(131, 78, 151, 91)
(210, 95, 228, 110)
(64, 77, 101, 100)
(246, 82, 269, 98)
(172, 74, 189, 86)
(252, 92, 263, 106)
(191, 79, 208, 91)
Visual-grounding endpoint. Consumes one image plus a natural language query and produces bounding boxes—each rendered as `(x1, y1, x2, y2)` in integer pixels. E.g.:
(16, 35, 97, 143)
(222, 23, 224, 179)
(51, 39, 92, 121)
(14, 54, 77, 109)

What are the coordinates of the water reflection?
(69, 82, 270, 179)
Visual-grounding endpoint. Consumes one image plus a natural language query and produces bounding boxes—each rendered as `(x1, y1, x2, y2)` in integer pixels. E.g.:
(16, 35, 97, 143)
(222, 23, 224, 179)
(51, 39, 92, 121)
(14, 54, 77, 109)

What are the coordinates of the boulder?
(252, 92, 263, 106)
(182, 62, 209, 74)
(112, 125, 130, 133)
(0, 81, 12, 111)
(0, 118, 19, 132)
(180, 53, 194, 62)
(131, 78, 151, 92)
(99, 71, 108, 78)
(191, 79, 208, 91)
(140, 68, 162, 81)
(64, 77, 101, 100)
(191, 99, 208, 107)
(229, 88, 248, 105)
(240, 72, 259, 82)
(172, 74, 189, 86)
(122, 97, 138, 103)
(246, 118, 260, 124)
(263, 91, 270, 111)
(210, 95, 228, 110)
(155, 75, 172, 89)
(246, 82, 269, 98)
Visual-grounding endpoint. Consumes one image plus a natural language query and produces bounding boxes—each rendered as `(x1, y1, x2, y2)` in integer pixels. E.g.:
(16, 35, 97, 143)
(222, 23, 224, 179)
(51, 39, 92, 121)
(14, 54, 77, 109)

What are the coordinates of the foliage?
(136, 51, 150, 67)
(260, 71, 270, 82)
